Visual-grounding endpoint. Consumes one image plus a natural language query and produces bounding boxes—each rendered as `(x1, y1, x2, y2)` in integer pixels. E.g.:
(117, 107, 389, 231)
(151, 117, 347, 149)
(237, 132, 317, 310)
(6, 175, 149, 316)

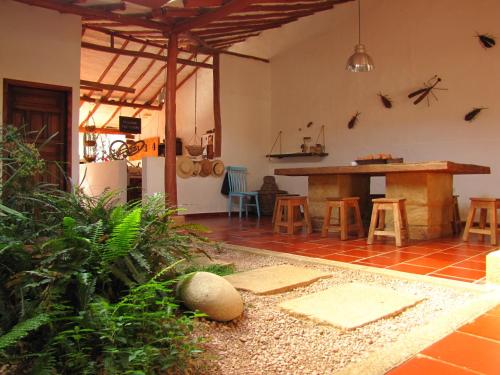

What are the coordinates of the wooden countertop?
(275, 161, 491, 177)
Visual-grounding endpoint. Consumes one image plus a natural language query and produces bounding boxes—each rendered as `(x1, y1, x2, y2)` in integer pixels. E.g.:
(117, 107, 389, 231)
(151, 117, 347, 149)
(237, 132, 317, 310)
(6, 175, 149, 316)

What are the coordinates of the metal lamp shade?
(346, 44, 374, 72)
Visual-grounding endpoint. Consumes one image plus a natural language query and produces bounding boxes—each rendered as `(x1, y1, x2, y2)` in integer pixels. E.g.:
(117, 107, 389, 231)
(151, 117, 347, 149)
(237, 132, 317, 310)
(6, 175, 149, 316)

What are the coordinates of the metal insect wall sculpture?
(348, 112, 361, 129)
(477, 34, 496, 49)
(378, 93, 393, 108)
(408, 75, 447, 106)
(464, 107, 487, 122)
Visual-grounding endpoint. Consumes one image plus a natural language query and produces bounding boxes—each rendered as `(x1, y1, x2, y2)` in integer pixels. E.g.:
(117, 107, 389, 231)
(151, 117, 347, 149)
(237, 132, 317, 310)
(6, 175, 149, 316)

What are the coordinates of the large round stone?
(177, 271, 244, 322)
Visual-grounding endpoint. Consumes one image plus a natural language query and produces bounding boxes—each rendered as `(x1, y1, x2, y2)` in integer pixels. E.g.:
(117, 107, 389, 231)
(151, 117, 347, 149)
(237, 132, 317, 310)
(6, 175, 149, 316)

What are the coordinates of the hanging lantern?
(83, 115, 98, 163)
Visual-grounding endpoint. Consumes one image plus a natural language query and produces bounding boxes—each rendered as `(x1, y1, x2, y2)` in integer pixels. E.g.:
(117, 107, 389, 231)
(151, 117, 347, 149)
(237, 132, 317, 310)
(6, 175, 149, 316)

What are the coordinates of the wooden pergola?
(13, 0, 353, 206)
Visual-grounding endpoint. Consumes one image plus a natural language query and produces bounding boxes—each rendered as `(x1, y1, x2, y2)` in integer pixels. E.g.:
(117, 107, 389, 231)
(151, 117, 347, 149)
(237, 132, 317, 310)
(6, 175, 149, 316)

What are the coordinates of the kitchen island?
(275, 161, 490, 240)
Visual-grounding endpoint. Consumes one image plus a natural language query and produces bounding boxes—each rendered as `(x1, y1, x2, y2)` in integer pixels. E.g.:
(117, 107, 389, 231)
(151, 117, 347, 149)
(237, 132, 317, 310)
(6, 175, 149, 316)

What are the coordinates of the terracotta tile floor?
(189, 216, 500, 374)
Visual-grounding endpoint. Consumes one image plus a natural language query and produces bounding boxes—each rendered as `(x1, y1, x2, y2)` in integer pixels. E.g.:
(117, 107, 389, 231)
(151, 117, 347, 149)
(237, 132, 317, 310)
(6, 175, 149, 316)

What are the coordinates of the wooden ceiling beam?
(197, 18, 291, 27)
(81, 41, 213, 68)
(172, 0, 258, 33)
(217, 5, 335, 22)
(151, 6, 202, 18)
(84, 25, 167, 48)
(13, 0, 170, 31)
(242, 0, 339, 12)
(81, 95, 162, 110)
(80, 80, 136, 93)
(183, 0, 223, 7)
(125, 0, 172, 8)
(205, 33, 261, 43)
(218, 50, 269, 63)
(79, 127, 134, 135)
(195, 20, 294, 37)
(85, 2, 127, 12)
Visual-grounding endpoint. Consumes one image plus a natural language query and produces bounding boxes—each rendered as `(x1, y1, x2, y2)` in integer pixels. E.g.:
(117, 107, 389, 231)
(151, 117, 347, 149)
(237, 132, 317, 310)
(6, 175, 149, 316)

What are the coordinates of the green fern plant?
(0, 313, 50, 351)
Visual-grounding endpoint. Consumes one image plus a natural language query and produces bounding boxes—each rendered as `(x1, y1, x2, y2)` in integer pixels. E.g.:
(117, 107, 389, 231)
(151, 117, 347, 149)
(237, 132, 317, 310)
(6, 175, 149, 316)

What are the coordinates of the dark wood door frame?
(3, 78, 73, 181)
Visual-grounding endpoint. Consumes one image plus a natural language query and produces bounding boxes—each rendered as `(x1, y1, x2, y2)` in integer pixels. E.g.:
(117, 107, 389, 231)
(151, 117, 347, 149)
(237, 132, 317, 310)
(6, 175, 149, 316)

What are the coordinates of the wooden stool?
(272, 194, 300, 224)
(321, 197, 364, 240)
(463, 198, 500, 245)
(367, 198, 409, 247)
(451, 195, 461, 235)
(274, 196, 312, 235)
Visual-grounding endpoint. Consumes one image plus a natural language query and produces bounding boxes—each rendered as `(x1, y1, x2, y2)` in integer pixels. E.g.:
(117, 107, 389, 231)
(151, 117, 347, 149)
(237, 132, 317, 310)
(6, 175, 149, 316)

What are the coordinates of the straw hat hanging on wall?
(192, 161, 201, 176)
(199, 159, 212, 177)
(212, 160, 225, 177)
(176, 156, 194, 178)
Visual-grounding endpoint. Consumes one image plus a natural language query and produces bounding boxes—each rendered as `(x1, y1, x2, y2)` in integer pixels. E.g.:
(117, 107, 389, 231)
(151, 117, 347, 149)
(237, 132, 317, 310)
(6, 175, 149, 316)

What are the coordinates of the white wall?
(255, 0, 500, 215)
(79, 160, 127, 204)
(0, 0, 81, 180)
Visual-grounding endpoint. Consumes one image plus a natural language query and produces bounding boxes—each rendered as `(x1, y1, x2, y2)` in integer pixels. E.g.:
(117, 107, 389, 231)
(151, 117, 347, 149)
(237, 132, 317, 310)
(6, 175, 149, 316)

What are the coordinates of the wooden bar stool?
(272, 194, 300, 224)
(274, 196, 312, 235)
(321, 197, 364, 240)
(451, 195, 462, 235)
(367, 198, 409, 247)
(462, 198, 500, 245)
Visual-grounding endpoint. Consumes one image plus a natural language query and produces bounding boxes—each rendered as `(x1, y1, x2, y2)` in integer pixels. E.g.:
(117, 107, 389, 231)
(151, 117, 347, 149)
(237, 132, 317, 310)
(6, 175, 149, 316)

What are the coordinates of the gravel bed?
(193, 246, 486, 375)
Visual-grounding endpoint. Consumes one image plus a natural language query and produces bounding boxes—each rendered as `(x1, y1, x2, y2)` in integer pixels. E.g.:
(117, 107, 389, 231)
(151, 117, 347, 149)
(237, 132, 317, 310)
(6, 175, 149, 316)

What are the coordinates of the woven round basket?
(185, 144, 204, 157)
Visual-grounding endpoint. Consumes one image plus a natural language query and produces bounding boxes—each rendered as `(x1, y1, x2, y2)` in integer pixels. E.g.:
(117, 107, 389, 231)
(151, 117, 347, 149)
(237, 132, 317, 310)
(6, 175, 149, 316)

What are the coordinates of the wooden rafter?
(81, 41, 213, 69)
(80, 95, 162, 110)
(80, 80, 135, 94)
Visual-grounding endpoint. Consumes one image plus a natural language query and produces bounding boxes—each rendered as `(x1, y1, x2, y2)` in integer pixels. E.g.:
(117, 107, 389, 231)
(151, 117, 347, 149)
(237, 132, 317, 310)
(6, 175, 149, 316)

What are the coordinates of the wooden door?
(4, 80, 71, 190)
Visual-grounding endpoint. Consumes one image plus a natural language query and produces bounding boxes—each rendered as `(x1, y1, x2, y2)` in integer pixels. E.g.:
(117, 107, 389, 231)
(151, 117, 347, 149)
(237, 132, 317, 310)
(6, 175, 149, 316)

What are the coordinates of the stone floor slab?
(224, 264, 332, 295)
(279, 282, 424, 329)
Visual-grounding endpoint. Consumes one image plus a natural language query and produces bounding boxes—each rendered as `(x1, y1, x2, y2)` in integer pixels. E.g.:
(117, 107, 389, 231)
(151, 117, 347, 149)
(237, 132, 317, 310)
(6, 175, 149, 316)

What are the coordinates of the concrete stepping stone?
(279, 282, 424, 330)
(224, 264, 332, 295)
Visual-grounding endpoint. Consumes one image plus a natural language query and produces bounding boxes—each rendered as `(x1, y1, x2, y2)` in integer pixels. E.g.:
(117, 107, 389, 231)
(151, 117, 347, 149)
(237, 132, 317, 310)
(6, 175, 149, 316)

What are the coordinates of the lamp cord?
(194, 54, 198, 137)
(358, 0, 361, 45)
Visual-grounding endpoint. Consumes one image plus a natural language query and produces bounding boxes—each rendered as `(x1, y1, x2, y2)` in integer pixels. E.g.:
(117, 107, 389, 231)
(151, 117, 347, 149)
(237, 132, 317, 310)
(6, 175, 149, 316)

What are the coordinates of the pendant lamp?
(346, 0, 374, 72)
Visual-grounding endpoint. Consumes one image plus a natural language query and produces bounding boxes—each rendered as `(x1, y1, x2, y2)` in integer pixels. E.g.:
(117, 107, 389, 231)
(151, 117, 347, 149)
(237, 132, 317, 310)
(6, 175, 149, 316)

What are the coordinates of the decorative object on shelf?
(464, 107, 487, 122)
(83, 115, 98, 163)
(355, 153, 403, 164)
(185, 54, 205, 158)
(301, 137, 312, 152)
(378, 93, 393, 108)
(176, 156, 195, 178)
(109, 139, 146, 160)
(346, 0, 374, 72)
(348, 111, 361, 129)
(477, 33, 496, 49)
(212, 160, 225, 177)
(408, 75, 447, 106)
(256, 176, 288, 216)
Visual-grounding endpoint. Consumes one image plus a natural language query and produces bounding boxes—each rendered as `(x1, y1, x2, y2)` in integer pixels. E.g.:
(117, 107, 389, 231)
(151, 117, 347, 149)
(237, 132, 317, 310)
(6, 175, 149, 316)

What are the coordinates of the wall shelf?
(266, 152, 329, 159)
